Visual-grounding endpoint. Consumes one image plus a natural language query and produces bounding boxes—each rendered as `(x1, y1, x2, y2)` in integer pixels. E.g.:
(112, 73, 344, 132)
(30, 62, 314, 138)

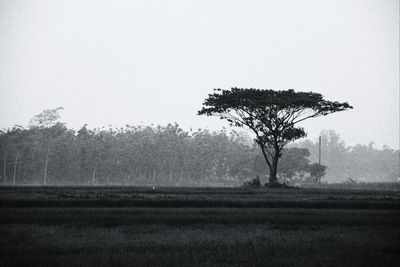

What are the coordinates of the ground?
(0, 186, 399, 267)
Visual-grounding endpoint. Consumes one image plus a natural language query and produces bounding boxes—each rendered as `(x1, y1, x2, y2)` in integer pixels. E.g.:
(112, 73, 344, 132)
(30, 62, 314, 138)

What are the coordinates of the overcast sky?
(0, 0, 399, 149)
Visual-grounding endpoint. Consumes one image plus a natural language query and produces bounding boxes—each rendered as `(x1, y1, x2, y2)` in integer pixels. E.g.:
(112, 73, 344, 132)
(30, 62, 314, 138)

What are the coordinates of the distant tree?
(226, 131, 255, 183)
(9, 127, 25, 185)
(29, 107, 64, 128)
(198, 88, 352, 185)
(278, 147, 310, 181)
(29, 107, 65, 185)
(295, 130, 400, 183)
(0, 131, 8, 184)
(308, 163, 327, 184)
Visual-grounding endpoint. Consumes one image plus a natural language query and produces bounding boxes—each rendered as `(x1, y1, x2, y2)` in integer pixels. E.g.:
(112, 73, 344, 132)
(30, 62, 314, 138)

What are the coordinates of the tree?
(308, 163, 327, 184)
(198, 88, 352, 185)
(29, 107, 65, 185)
(29, 107, 64, 128)
(0, 131, 8, 184)
(278, 147, 310, 181)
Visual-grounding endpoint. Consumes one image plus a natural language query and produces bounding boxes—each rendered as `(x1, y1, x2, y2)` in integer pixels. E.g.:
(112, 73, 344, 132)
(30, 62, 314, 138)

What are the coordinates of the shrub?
(242, 176, 261, 188)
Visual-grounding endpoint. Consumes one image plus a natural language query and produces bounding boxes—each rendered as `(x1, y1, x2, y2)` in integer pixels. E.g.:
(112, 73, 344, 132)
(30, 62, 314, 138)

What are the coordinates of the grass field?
(0, 186, 399, 267)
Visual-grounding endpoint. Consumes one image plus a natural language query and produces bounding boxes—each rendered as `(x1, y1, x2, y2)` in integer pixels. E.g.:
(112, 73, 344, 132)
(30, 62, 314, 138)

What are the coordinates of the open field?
(0, 186, 399, 267)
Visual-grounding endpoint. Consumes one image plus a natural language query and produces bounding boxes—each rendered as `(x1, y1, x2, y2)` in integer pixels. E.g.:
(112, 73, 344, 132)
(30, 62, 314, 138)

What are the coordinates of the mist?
(0, 0, 399, 149)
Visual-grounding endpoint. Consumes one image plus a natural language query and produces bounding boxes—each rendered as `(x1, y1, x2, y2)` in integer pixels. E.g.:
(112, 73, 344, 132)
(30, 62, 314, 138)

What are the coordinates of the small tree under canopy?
(198, 88, 352, 185)
(308, 163, 327, 184)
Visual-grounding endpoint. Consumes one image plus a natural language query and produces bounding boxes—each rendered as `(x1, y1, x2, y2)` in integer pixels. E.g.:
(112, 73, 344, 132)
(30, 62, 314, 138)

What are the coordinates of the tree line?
(294, 130, 399, 183)
(0, 122, 398, 186)
(0, 119, 255, 186)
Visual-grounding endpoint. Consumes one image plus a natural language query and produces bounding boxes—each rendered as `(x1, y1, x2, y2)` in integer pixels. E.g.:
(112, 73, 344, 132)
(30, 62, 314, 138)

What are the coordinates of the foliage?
(29, 107, 64, 128)
(198, 88, 352, 184)
(0, 109, 398, 186)
(278, 148, 311, 180)
(242, 176, 261, 188)
(0, 121, 255, 186)
(308, 163, 327, 184)
(295, 130, 400, 183)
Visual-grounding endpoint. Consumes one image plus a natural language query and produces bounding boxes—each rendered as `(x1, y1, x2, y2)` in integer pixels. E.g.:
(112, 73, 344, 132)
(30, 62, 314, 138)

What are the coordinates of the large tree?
(198, 88, 352, 185)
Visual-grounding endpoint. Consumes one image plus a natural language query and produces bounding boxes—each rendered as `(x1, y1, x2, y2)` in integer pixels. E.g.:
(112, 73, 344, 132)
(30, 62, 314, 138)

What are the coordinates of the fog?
(0, 0, 399, 149)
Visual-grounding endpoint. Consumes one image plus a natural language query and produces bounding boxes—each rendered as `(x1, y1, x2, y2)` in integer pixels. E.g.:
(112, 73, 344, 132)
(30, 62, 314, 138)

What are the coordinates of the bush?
(242, 176, 261, 188)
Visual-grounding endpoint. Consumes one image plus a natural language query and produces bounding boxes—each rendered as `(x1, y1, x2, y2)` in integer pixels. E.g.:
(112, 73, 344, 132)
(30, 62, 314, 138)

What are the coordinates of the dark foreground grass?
(0, 207, 399, 227)
(1, 222, 399, 267)
(0, 186, 399, 267)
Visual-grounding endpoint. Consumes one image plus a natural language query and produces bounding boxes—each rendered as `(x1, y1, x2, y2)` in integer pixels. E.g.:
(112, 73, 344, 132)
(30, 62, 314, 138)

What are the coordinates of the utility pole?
(318, 136, 321, 165)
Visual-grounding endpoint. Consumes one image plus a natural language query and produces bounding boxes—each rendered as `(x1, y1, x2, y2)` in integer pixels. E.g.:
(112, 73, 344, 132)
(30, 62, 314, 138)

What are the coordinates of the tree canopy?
(198, 88, 353, 184)
(1, 122, 398, 186)
(29, 107, 64, 129)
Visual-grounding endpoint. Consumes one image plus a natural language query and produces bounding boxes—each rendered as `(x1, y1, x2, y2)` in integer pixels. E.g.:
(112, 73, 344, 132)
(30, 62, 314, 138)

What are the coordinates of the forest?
(0, 118, 398, 186)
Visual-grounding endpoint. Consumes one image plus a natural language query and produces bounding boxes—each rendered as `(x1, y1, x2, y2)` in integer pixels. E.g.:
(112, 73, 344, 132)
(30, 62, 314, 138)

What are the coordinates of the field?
(0, 186, 399, 267)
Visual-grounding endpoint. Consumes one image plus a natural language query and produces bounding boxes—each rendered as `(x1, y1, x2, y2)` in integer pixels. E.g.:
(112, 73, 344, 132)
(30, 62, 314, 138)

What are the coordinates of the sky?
(0, 0, 399, 149)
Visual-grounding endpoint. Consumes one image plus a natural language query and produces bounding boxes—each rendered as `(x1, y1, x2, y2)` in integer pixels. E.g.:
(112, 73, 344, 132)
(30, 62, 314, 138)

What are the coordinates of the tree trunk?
(44, 146, 50, 185)
(13, 153, 19, 185)
(153, 169, 156, 185)
(258, 143, 273, 183)
(3, 152, 6, 185)
(269, 164, 278, 183)
(92, 163, 98, 185)
(269, 151, 280, 184)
